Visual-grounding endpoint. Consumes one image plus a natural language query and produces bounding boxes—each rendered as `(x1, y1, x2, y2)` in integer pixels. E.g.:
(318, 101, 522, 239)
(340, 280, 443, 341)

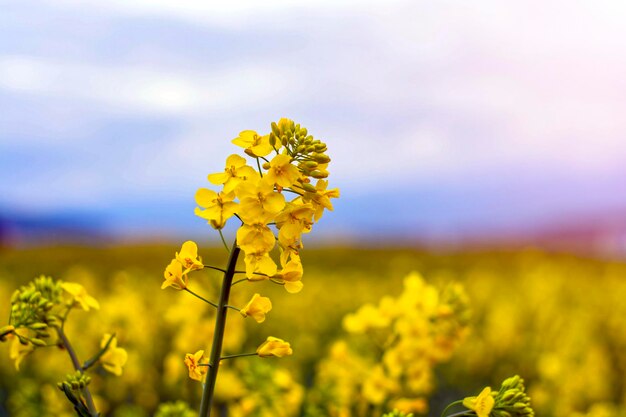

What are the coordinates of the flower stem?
(57, 328, 98, 417)
(218, 230, 230, 253)
(220, 352, 257, 360)
(198, 239, 241, 417)
(184, 288, 219, 308)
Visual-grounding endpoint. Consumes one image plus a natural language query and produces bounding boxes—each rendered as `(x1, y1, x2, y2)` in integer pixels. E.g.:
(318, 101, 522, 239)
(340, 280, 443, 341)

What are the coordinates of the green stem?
(231, 278, 248, 286)
(218, 230, 230, 253)
(220, 352, 257, 360)
(225, 305, 240, 312)
(256, 158, 264, 178)
(440, 400, 467, 417)
(198, 240, 241, 417)
(184, 288, 218, 308)
(204, 265, 227, 273)
(82, 333, 115, 371)
(57, 328, 98, 417)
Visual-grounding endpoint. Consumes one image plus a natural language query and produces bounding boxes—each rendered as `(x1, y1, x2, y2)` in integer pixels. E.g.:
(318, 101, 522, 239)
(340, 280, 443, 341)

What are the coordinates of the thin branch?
(184, 288, 218, 308)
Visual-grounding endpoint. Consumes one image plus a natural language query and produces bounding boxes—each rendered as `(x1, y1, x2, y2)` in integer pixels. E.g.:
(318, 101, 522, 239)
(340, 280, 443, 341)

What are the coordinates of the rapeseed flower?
(239, 294, 272, 323)
(195, 189, 238, 230)
(61, 282, 100, 311)
(162, 259, 186, 290)
(99, 334, 128, 376)
(184, 350, 207, 382)
(275, 259, 303, 293)
(265, 154, 300, 188)
(236, 222, 276, 254)
(463, 387, 495, 417)
(256, 336, 293, 358)
(175, 241, 204, 273)
(9, 328, 34, 370)
(236, 178, 285, 222)
(208, 154, 258, 193)
(232, 130, 274, 157)
(244, 251, 277, 279)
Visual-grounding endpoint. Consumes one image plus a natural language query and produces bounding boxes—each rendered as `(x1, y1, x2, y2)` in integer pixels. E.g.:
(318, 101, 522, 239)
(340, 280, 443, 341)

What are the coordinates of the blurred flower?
(9, 328, 34, 370)
(256, 337, 293, 358)
(61, 282, 100, 311)
(240, 294, 272, 323)
(100, 334, 128, 376)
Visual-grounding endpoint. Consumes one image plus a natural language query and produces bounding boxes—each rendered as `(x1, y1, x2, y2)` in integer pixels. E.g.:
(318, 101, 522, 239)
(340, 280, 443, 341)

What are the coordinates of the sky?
(1, 0, 626, 244)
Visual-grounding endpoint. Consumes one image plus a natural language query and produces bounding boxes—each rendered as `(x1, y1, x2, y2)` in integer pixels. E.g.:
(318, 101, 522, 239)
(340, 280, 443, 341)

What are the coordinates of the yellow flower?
(195, 189, 238, 230)
(236, 223, 276, 254)
(276, 202, 315, 243)
(184, 350, 207, 382)
(175, 241, 204, 272)
(232, 130, 274, 157)
(265, 154, 300, 188)
(208, 154, 258, 193)
(256, 336, 293, 358)
(9, 328, 34, 370)
(239, 294, 272, 323)
(244, 251, 277, 279)
(389, 398, 428, 414)
(303, 179, 340, 221)
(278, 232, 303, 266)
(162, 259, 187, 290)
(61, 282, 100, 311)
(100, 334, 128, 376)
(463, 387, 495, 417)
(236, 178, 285, 223)
(274, 259, 303, 293)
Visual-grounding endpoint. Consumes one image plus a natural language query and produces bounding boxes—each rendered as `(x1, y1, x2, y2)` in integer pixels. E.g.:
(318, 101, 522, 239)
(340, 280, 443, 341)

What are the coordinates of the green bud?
(29, 323, 48, 330)
(244, 148, 257, 158)
(28, 291, 41, 303)
(281, 135, 288, 147)
(302, 183, 317, 193)
(300, 128, 308, 137)
(269, 133, 277, 147)
(11, 290, 20, 304)
(312, 153, 331, 164)
(315, 144, 327, 152)
(262, 162, 271, 170)
(310, 170, 329, 179)
(304, 138, 313, 145)
(31, 338, 48, 347)
(271, 122, 280, 136)
(303, 161, 318, 169)
(296, 145, 306, 153)
(305, 146, 316, 153)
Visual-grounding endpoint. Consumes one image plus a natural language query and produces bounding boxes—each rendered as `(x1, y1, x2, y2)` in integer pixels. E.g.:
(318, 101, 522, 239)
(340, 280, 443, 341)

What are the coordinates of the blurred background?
(2, 2, 626, 417)
(1, 0, 626, 252)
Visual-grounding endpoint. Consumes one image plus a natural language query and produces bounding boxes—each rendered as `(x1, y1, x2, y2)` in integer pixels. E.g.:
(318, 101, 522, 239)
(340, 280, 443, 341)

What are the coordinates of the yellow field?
(1, 244, 625, 417)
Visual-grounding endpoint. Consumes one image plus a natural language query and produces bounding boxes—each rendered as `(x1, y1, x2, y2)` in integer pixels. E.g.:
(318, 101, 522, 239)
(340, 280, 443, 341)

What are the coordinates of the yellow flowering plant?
(161, 118, 339, 417)
(0, 275, 127, 417)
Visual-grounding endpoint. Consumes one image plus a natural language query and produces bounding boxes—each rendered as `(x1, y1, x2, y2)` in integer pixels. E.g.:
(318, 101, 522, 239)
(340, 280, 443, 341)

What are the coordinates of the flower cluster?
(312, 272, 471, 416)
(2, 276, 126, 374)
(195, 118, 339, 292)
(455, 375, 534, 417)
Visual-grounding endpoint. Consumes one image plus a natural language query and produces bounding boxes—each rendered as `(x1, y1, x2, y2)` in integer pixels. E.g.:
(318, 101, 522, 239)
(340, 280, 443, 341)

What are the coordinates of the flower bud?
(312, 153, 331, 163)
(302, 183, 317, 193)
(269, 133, 277, 147)
(310, 170, 329, 179)
(31, 338, 48, 347)
(271, 122, 281, 136)
(262, 162, 271, 170)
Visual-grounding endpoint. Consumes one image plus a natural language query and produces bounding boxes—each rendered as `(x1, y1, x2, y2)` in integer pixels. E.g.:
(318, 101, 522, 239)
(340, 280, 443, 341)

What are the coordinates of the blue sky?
(2, 0, 626, 243)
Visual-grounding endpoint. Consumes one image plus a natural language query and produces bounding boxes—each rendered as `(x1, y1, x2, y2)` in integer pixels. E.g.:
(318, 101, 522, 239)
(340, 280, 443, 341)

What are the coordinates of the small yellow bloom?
(208, 154, 258, 193)
(184, 349, 207, 382)
(99, 334, 128, 376)
(244, 251, 277, 279)
(195, 189, 238, 230)
(236, 178, 285, 223)
(61, 282, 100, 311)
(236, 223, 276, 254)
(463, 387, 495, 417)
(275, 259, 303, 293)
(240, 293, 272, 323)
(9, 328, 34, 370)
(256, 336, 293, 358)
(232, 130, 274, 157)
(276, 203, 315, 243)
(303, 179, 340, 221)
(175, 241, 204, 272)
(265, 154, 300, 188)
(162, 259, 187, 290)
